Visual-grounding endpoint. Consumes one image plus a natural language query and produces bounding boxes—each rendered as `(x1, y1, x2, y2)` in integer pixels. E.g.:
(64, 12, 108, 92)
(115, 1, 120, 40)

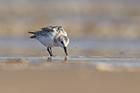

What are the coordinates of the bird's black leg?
(63, 47, 68, 56)
(47, 47, 53, 56)
(49, 47, 53, 56)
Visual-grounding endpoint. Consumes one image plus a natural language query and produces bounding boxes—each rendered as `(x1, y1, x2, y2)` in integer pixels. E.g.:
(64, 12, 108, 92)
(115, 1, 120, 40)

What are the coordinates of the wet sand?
(0, 56, 140, 93)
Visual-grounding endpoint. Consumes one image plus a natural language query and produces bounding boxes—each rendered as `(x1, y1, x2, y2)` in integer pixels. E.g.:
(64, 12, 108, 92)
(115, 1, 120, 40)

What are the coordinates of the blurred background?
(1, 0, 140, 57)
(1, 1, 140, 93)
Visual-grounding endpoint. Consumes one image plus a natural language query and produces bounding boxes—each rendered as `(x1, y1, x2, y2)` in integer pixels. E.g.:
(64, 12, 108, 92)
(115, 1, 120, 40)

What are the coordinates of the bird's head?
(59, 35, 69, 47)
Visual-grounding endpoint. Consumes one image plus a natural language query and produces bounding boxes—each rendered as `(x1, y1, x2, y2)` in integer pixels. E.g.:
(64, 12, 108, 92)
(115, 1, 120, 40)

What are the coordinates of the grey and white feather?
(29, 26, 69, 57)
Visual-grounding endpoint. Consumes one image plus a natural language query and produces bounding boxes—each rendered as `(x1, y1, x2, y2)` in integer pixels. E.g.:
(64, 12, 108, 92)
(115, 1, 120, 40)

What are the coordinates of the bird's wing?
(37, 30, 49, 36)
(41, 27, 54, 32)
(29, 30, 49, 37)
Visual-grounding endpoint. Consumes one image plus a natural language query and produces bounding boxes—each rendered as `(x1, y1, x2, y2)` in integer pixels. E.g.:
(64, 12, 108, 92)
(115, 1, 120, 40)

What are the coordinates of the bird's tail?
(28, 32, 36, 38)
(28, 32, 36, 34)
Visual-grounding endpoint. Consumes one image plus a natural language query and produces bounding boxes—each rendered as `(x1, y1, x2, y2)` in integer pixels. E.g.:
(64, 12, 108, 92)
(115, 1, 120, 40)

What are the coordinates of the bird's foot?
(64, 56, 68, 61)
(47, 56, 52, 62)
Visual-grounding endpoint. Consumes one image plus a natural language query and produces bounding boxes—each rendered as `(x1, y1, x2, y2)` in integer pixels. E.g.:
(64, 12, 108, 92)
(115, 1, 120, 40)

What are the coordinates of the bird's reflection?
(62, 56, 68, 63)
(47, 56, 68, 63)
(47, 57, 52, 62)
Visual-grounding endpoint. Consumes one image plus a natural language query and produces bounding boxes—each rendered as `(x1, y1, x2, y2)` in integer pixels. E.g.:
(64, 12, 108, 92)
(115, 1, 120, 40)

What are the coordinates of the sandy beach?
(0, 57, 140, 93)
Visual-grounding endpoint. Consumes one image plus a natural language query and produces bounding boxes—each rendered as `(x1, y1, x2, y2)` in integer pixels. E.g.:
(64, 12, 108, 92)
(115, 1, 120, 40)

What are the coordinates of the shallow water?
(0, 56, 140, 72)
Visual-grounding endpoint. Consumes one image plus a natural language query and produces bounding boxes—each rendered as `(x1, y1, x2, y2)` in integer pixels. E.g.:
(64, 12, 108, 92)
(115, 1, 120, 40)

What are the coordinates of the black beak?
(64, 47, 68, 56)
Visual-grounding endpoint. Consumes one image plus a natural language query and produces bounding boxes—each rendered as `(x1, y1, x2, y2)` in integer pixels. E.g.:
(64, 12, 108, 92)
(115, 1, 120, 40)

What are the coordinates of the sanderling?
(29, 26, 69, 57)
